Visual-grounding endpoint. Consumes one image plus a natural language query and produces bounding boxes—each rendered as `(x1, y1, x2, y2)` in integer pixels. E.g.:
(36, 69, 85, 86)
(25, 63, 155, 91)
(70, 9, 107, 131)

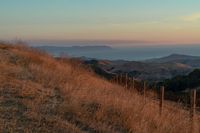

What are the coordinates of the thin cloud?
(182, 13, 200, 22)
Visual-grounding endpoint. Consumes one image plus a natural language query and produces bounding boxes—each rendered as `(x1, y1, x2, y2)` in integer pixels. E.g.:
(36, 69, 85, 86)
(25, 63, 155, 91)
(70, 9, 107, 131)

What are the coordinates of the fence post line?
(160, 86, 165, 115)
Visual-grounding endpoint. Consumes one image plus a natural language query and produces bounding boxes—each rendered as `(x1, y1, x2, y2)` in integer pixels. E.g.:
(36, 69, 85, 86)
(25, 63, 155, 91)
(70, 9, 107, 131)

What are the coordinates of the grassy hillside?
(0, 43, 197, 133)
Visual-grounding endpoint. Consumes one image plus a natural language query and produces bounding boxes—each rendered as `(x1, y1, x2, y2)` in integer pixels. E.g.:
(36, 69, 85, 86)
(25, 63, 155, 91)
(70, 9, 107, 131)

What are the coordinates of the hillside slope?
(0, 43, 194, 133)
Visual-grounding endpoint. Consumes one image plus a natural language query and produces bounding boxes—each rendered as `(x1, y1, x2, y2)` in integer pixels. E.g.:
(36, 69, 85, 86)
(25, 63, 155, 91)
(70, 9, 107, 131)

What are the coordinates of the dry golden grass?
(0, 43, 199, 133)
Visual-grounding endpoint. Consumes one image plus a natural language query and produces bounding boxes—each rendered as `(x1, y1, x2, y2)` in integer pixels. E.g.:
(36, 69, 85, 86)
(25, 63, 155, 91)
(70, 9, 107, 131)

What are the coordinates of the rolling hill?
(84, 54, 200, 82)
(145, 54, 200, 64)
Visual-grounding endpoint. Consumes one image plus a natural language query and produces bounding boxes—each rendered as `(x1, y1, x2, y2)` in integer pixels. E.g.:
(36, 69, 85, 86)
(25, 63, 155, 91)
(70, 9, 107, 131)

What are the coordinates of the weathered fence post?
(143, 81, 147, 97)
(190, 89, 197, 133)
(120, 74, 123, 85)
(125, 74, 128, 89)
(160, 86, 165, 115)
(132, 77, 135, 90)
(116, 75, 119, 84)
(190, 89, 196, 118)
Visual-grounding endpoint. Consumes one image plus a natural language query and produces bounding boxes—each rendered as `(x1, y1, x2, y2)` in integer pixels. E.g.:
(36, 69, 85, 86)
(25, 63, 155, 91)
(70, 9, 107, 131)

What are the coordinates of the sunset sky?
(0, 0, 200, 45)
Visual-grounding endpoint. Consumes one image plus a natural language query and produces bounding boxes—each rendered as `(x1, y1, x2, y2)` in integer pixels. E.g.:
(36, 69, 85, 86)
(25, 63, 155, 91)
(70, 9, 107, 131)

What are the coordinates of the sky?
(0, 0, 200, 45)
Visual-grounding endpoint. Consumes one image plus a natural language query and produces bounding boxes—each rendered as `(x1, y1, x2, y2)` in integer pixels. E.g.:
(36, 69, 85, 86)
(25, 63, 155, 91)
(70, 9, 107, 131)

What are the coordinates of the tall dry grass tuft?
(0, 43, 199, 133)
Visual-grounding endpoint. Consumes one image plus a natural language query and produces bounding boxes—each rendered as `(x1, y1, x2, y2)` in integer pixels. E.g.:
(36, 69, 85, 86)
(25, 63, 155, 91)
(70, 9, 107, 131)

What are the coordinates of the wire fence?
(110, 74, 199, 132)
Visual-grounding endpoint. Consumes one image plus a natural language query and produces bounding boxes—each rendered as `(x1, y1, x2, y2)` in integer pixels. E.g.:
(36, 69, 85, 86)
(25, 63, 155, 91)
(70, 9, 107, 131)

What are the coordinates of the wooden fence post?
(120, 74, 123, 85)
(116, 75, 119, 84)
(190, 89, 197, 133)
(132, 77, 135, 90)
(143, 81, 146, 97)
(125, 74, 128, 89)
(160, 86, 165, 115)
(190, 89, 196, 118)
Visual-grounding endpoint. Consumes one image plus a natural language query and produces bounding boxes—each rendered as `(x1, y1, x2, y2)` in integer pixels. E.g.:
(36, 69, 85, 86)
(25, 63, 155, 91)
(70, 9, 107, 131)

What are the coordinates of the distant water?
(32, 43, 200, 61)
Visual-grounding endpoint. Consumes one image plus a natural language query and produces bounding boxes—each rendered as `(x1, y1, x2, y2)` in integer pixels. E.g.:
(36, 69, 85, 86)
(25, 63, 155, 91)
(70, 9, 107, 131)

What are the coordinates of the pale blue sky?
(0, 0, 200, 44)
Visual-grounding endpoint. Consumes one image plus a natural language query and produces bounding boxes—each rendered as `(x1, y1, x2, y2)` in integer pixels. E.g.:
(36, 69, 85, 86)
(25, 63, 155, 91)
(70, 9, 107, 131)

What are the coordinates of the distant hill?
(145, 54, 200, 64)
(84, 54, 200, 81)
(37, 45, 112, 51)
(35, 45, 113, 57)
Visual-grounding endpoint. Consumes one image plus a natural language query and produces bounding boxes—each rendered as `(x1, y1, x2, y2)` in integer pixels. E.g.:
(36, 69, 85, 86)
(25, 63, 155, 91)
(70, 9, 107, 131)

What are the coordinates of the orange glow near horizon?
(0, 1, 200, 45)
